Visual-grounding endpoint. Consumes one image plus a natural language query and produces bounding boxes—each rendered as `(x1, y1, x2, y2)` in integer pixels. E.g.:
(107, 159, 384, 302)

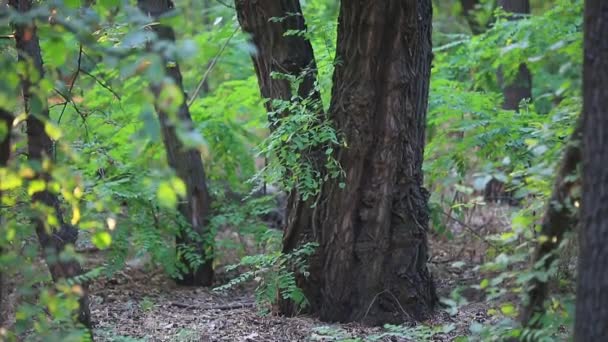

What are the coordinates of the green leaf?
(92, 232, 112, 249)
(500, 303, 517, 316)
(45, 122, 63, 141)
(64, 0, 81, 8)
(157, 182, 177, 208)
(98, 0, 120, 10)
(171, 177, 187, 198)
(28, 180, 46, 196)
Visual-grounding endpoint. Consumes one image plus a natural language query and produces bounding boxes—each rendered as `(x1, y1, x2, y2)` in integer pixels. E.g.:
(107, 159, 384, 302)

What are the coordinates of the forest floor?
(87, 205, 512, 342)
(0, 205, 513, 341)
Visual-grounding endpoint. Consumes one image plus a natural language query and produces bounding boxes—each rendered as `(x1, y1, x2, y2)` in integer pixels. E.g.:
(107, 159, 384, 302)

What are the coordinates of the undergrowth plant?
(427, 0, 582, 340)
(214, 242, 318, 314)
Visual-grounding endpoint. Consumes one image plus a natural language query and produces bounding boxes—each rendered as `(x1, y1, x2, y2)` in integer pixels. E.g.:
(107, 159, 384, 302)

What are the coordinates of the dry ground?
(87, 205, 513, 342)
(0, 204, 516, 341)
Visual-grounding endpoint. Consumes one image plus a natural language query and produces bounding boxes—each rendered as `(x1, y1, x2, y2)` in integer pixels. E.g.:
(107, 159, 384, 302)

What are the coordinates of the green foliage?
(214, 242, 318, 315)
(427, 0, 582, 340)
(0, 0, 585, 340)
(255, 80, 344, 200)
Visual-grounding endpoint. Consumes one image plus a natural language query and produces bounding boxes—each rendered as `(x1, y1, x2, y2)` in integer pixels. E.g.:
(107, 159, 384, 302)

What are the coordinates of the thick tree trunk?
(284, 1, 437, 324)
(518, 121, 581, 330)
(9, 0, 91, 328)
(138, 0, 214, 286)
(575, 0, 608, 339)
(0, 108, 12, 326)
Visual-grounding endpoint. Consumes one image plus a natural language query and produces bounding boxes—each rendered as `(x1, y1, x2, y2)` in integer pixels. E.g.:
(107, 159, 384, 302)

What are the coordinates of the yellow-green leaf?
(171, 177, 186, 197)
(45, 122, 62, 140)
(0, 171, 22, 190)
(70, 206, 81, 225)
(157, 182, 177, 208)
(28, 179, 46, 196)
(92, 232, 112, 249)
(500, 303, 516, 316)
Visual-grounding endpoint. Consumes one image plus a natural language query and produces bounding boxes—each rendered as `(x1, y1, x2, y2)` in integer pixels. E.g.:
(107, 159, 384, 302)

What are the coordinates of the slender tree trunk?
(9, 0, 91, 328)
(575, 0, 608, 339)
(138, 0, 214, 286)
(0, 108, 12, 326)
(518, 121, 581, 331)
(234, 0, 322, 128)
(234, 0, 326, 316)
(460, 0, 485, 34)
(482, 0, 533, 204)
(497, 0, 532, 110)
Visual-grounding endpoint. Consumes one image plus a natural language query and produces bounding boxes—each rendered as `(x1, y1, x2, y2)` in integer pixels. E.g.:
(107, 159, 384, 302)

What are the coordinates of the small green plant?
(214, 242, 318, 314)
(254, 72, 344, 201)
(139, 297, 155, 312)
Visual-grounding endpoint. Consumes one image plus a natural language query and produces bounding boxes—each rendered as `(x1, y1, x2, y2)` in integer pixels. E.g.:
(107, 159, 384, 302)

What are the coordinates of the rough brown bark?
(9, 0, 91, 328)
(235, 0, 322, 129)
(518, 121, 581, 331)
(0, 108, 12, 327)
(234, 0, 324, 316)
(282, 1, 437, 324)
(497, 0, 532, 110)
(575, 0, 608, 339)
(138, 0, 214, 286)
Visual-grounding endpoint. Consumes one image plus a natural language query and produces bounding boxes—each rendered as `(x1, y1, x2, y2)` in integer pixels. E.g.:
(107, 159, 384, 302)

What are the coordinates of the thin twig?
(187, 26, 239, 107)
(58, 44, 83, 125)
(215, 0, 235, 9)
(81, 69, 122, 100)
(362, 290, 412, 322)
(440, 210, 498, 248)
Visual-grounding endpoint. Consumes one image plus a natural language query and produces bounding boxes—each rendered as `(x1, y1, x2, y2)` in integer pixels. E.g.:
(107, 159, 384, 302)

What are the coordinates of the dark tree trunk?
(284, 1, 437, 324)
(138, 0, 214, 286)
(0, 108, 12, 326)
(234, 0, 325, 315)
(460, 0, 485, 34)
(234, 0, 322, 128)
(519, 121, 581, 331)
(9, 0, 91, 328)
(575, 0, 608, 339)
(483, 0, 533, 204)
(497, 0, 532, 110)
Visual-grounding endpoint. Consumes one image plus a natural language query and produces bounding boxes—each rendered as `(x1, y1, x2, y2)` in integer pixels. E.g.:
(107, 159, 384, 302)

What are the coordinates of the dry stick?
(169, 301, 255, 310)
(186, 26, 239, 107)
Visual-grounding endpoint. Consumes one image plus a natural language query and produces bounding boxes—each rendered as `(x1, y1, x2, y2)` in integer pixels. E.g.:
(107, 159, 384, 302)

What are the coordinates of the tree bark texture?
(285, 1, 437, 324)
(575, 0, 608, 340)
(138, 0, 214, 286)
(497, 0, 532, 111)
(0, 108, 12, 327)
(235, 0, 322, 130)
(519, 120, 581, 331)
(233, 0, 324, 316)
(9, 0, 91, 328)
